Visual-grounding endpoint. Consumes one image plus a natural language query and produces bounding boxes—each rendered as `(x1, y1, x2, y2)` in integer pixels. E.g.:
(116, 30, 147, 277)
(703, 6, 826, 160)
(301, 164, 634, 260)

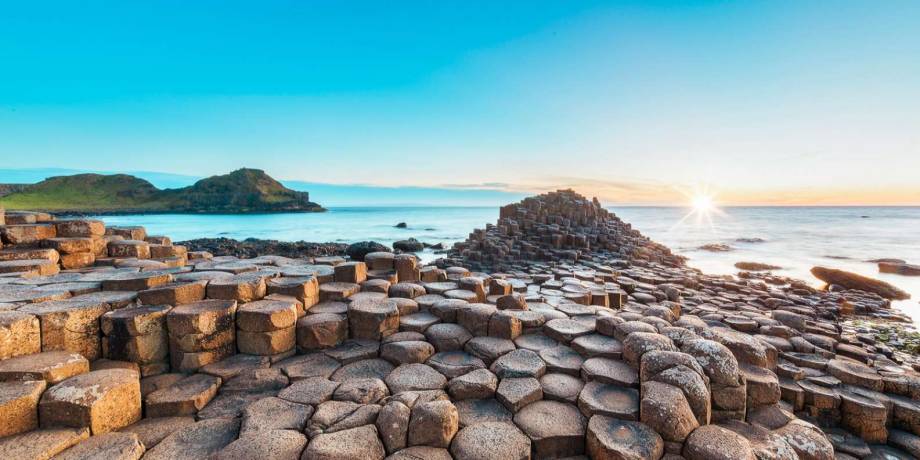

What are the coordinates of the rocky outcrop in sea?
(0, 191, 919, 459)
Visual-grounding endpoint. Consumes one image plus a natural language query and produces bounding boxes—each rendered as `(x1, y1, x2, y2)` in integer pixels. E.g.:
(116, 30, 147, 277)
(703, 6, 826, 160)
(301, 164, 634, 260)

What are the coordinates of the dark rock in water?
(867, 258, 907, 264)
(811, 266, 911, 300)
(179, 237, 346, 259)
(698, 243, 733, 252)
(824, 255, 853, 260)
(394, 222, 408, 229)
(430, 243, 444, 250)
(735, 237, 765, 243)
(878, 262, 920, 277)
(734, 262, 782, 271)
(346, 241, 391, 261)
(425, 228, 436, 231)
(394, 238, 424, 252)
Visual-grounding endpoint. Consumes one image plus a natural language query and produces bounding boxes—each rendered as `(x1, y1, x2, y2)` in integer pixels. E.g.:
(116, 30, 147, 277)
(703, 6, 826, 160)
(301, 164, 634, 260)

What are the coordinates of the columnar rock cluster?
(1, 195, 919, 459)
(440, 189, 685, 272)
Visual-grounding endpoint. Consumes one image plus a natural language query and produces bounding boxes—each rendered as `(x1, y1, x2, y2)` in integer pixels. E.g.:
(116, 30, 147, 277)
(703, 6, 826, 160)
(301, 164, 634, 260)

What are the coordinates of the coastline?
(2, 191, 918, 457)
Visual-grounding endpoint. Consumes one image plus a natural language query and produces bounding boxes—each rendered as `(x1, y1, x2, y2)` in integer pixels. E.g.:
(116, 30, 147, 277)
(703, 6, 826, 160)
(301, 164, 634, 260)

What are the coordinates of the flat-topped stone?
(578, 381, 640, 420)
(39, 368, 141, 435)
(0, 350, 89, 384)
(145, 373, 221, 417)
(450, 422, 532, 460)
(514, 400, 587, 458)
(587, 416, 664, 460)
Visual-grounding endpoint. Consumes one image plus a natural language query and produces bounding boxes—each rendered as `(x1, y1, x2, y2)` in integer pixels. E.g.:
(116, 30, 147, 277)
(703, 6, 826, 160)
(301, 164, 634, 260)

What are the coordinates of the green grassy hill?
(0, 168, 325, 214)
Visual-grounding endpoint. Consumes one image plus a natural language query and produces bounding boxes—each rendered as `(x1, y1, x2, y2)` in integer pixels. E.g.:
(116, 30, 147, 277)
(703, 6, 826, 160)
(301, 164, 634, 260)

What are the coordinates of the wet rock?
(811, 266, 910, 300)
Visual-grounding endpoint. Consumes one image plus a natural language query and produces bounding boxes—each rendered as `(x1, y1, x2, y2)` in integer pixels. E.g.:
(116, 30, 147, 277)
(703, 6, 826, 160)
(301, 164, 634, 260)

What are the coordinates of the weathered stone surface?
(386, 363, 447, 393)
(0, 310, 40, 359)
(514, 400, 587, 458)
(381, 340, 434, 365)
(539, 345, 585, 376)
(53, 432, 146, 460)
(408, 400, 459, 448)
(0, 427, 89, 460)
(455, 397, 513, 427)
(332, 358, 394, 382)
(215, 429, 307, 460)
(772, 419, 834, 460)
(578, 381, 640, 420)
(496, 377, 543, 412)
(544, 318, 594, 343)
(143, 418, 240, 460)
(240, 396, 312, 436)
(582, 357, 639, 387)
(425, 323, 473, 352)
(138, 281, 206, 306)
(490, 348, 546, 379)
(587, 415, 664, 460)
(465, 336, 516, 365)
(683, 424, 755, 460)
(377, 400, 411, 453)
(297, 313, 348, 350)
(348, 298, 400, 340)
(0, 379, 46, 437)
(119, 416, 195, 449)
(206, 273, 267, 302)
(302, 424, 385, 460)
(450, 422, 532, 460)
(448, 369, 498, 400)
(167, 299, 237, 336)
(640, 381, 698, 443)
(277, 352, 342, 381)
(39, 369, 141, 435)
(145, 373, 221, 417)
(426, 351, 486, 379)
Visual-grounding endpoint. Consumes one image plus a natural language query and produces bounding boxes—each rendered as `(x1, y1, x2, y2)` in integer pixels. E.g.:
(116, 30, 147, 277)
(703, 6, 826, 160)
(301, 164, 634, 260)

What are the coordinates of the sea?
(93, 206, 920, 323)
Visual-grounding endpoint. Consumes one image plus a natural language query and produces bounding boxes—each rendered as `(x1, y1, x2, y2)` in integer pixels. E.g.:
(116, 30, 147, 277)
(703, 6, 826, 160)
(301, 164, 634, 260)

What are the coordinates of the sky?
(1, 1, 919, 206)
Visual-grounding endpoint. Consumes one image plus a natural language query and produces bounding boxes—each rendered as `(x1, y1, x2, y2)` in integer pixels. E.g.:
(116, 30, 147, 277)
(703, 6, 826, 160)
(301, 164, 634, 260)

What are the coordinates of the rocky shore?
(1, 191, 919, 459)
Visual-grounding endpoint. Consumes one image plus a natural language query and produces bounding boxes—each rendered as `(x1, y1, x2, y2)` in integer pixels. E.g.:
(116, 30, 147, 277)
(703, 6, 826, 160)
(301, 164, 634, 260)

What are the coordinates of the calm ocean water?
(94, 206, 920, 322)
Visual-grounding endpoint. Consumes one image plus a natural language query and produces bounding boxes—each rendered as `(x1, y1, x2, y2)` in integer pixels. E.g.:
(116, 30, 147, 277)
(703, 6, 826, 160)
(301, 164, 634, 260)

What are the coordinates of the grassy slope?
(0, 169, 323, 212)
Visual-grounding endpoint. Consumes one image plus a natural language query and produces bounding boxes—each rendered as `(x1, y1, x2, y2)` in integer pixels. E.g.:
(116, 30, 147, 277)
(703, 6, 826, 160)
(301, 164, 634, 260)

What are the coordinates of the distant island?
(0, 168, 325, 214)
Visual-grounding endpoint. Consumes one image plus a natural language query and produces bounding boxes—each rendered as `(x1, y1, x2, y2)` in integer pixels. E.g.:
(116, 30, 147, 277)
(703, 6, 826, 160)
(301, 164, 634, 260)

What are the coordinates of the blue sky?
(1, 1, 919, 205)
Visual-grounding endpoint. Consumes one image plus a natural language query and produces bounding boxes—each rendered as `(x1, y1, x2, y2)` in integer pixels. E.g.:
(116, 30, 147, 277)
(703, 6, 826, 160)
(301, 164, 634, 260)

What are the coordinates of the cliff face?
(0, 168, 324, 214)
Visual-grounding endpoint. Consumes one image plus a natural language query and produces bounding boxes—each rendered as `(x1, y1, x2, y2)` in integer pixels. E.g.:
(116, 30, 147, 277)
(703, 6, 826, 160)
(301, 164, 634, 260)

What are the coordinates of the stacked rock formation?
(0, 192, 919, 459)
(440, 189, 686, 272)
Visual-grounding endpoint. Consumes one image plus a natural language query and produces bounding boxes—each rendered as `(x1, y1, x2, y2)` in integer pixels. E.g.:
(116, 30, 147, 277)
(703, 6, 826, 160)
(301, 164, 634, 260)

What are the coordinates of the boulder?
(811, 266, 910, 300)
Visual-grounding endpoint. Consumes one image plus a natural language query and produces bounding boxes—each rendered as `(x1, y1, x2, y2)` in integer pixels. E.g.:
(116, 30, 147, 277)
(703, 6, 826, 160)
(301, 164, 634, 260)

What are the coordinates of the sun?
(692, 194, 715, 213)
